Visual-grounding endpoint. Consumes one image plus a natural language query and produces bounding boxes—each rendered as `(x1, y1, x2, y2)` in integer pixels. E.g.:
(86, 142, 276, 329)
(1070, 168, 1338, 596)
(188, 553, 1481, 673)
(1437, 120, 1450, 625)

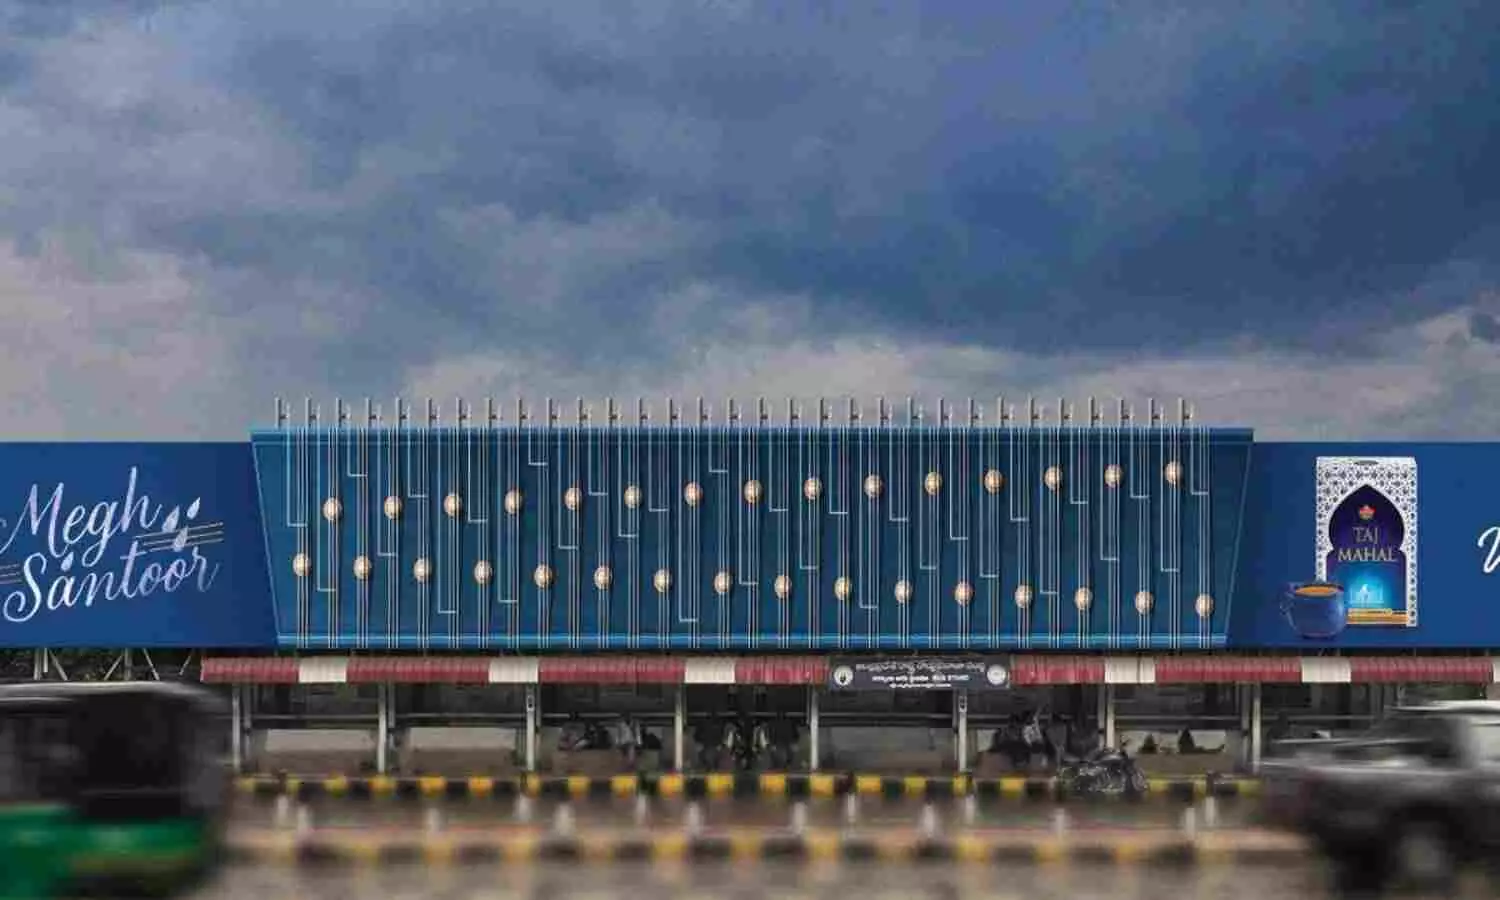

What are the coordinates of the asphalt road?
(234, 796, 1256, 832)
(190, 862, 1485, 900)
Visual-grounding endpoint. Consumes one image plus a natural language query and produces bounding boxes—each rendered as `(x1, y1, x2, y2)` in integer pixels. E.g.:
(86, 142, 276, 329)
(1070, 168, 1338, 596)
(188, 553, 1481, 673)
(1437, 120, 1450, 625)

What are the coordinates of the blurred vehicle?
(1261, 701, 1500, 889)
(0, 682, 229, 898)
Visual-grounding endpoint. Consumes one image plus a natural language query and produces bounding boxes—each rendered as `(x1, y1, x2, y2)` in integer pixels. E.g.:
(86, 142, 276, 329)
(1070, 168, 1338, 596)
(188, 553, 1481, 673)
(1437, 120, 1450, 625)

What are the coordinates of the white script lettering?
(1, 467, 221, 624)
(1479, 526, 1500, 575)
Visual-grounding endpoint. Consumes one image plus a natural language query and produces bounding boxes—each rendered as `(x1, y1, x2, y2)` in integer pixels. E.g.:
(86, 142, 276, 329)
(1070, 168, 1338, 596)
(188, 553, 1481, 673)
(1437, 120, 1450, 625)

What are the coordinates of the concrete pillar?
(808, 687, 820, 772)
(673, 687, 686, 772)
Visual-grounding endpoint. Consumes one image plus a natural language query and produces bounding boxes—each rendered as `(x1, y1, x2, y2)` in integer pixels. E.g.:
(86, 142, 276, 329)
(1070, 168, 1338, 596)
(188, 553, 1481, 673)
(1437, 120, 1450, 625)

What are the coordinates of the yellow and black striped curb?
(226, 831, 1306, 867)
(236, 773, 1260, 803)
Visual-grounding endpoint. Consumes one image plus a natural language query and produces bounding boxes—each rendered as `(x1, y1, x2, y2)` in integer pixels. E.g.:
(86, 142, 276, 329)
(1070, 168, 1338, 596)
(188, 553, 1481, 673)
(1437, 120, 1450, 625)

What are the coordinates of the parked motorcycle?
(1055, 745, 1149, 796)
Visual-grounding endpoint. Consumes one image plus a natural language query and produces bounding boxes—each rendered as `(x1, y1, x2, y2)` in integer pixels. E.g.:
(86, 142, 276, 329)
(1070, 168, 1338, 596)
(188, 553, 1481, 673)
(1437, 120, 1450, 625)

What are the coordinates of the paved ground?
(234, 796, 1254, 832)
(190, 862, 1488, 899)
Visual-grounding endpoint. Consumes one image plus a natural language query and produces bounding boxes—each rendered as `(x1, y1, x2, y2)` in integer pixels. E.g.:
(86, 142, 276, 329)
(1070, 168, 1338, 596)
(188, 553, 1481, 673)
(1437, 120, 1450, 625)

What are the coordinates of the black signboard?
(827, 658, 1010, 691)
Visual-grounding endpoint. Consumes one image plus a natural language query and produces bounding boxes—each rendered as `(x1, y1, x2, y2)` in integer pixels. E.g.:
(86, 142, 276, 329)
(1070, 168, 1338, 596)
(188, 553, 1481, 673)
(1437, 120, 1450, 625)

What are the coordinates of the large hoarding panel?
(0, 443, 275, 648)
(252, 426, 1253, 651)
(1230, 442, 1499, 649)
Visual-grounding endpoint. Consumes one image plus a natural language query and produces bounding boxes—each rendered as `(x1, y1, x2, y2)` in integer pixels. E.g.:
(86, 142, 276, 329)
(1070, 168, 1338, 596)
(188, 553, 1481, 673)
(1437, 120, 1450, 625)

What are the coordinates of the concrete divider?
(225, 827, 1306, 867)
(235, 772, 1262, 803)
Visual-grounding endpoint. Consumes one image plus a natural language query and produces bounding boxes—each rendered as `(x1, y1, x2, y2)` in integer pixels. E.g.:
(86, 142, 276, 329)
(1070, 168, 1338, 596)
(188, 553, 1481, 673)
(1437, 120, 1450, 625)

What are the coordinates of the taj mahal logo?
(1313, 457, 1418, 629)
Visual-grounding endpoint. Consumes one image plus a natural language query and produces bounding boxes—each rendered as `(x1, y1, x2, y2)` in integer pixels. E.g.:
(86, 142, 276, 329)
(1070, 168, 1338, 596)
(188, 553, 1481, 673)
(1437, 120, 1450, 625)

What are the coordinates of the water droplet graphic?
(162, 508, 180, 534)
(186, 499, 201, 520)
(173, 530, 189, 552)
(60, 552, 74, 573)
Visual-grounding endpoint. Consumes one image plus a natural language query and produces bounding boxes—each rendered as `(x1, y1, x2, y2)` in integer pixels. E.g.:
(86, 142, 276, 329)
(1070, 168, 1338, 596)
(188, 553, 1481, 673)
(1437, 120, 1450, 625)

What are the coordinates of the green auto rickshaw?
(0, 682, 230, 898)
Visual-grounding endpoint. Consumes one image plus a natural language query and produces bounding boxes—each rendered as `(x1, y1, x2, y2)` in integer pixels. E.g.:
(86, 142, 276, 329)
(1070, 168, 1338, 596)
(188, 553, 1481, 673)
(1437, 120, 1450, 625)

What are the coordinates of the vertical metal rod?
(1239, 684, 1252, 769)
(808, 687, 820, 771)
(674, 687, 686, 772)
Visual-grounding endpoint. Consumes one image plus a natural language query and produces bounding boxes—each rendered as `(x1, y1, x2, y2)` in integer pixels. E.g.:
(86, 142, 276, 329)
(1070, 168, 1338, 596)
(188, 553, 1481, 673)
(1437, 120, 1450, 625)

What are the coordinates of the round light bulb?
(803, 477, 822, 501)
(321, 497, 342, 522)
(353, 555, 372, 581)
(292, 553, 311, 578)
(983, 469, 1005, 494)
(382, 496, 403, 519)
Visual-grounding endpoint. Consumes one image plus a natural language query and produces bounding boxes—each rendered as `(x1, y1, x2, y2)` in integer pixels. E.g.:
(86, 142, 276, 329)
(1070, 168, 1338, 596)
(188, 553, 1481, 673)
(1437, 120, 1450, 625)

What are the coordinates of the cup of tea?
(1282, 581, 1347, 639)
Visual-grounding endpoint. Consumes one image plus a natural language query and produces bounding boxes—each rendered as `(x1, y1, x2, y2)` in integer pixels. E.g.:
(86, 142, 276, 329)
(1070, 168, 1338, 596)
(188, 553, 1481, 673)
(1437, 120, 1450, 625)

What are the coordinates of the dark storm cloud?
(6, 0, 1499, 372)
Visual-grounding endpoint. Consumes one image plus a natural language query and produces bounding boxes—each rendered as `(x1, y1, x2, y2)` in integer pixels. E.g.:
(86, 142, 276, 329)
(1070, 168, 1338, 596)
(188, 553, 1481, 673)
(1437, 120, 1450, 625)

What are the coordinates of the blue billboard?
(1, 433, 1498, 652)
(0, 443, 275, 648)
(1229, 442, 1500, 649)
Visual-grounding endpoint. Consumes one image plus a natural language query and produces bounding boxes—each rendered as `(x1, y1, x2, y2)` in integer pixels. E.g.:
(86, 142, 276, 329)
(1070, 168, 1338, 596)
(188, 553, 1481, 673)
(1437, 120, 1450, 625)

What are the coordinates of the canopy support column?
(376, 684, 390, 775)
(673, 687, 686, 772)
(231, 684, 244, 773)
(955, 690, 969, 773)
(524, 685, 538, 773)
(808, 687, 820, 772)
(1250, 683, 1263, 773)
(1101, 685, 1116, 749)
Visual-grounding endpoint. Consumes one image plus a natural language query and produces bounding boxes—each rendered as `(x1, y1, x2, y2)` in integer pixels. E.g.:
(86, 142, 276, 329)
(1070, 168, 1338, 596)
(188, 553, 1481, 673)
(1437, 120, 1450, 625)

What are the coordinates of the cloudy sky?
(1, 1, 1497, 440)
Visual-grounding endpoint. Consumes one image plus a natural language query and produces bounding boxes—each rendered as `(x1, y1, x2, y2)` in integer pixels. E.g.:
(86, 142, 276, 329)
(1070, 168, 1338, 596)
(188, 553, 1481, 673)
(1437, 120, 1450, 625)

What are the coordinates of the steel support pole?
(808, 687, 820, 772)
(1250, 683, 1263, 772)
(524, 685, 538, 773)
(1239, 684, 1252, 770)
(376, 684, 390, 775)
(230, 684, 244, 773)
(1102, 684, 1116, 749)
(956, 691, 969, 773)
(674, 687, 686, 772)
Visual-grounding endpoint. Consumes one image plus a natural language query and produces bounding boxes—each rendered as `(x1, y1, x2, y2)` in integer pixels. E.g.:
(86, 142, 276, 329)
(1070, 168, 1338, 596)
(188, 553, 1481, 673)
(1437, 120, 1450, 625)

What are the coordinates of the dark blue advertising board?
(1229, 442, 1500, 649)
(0, 443, 275, 648)
(0, 434, 1498, 652)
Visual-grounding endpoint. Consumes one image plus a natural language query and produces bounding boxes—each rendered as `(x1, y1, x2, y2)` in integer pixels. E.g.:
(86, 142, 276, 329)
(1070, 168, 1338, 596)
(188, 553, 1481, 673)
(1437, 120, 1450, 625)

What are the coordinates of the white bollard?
(1203, 796, 1219, 829)
(918, 803, 939, 839)
(424, 806, 443, 835)
(1051, 807, 1067, 836)
(791, 801, 807, 836)
(685, 801, 704, 836)
(1182, 806, 1197, 837)
(554, 803, 575, 836)
(962, 794, 977, 827)
(515, 795, 533, 824)
(634, 794, 649, 827)
(273, 794, 292, 829)
(844, 793, 858, 827)
(294, 804, 312, 837)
